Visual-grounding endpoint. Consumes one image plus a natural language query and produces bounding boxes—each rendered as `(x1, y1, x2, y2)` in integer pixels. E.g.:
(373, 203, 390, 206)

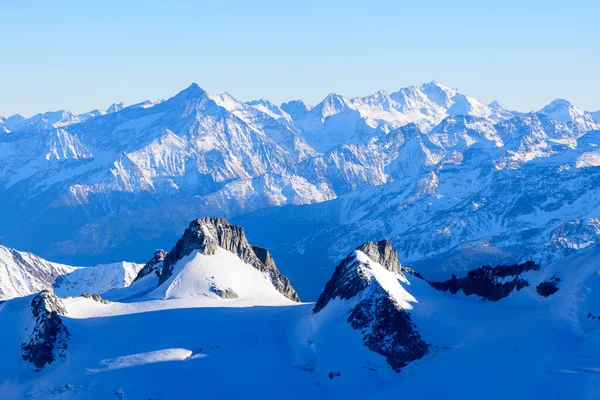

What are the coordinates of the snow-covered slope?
(1, 238, 599, 399)
(0, 245, 75, 300)
(0, 245, 142, 300)
(147, 248, 294, 303)
(139, 217, 300, 303)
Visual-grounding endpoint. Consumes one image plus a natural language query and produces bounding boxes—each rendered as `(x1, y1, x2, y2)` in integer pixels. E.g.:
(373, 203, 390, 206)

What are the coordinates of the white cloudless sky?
(1, 0, 599, 116)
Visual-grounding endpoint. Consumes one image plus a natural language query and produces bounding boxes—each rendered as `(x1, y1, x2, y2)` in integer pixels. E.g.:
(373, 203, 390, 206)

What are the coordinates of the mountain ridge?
(1, 81, 600, 302)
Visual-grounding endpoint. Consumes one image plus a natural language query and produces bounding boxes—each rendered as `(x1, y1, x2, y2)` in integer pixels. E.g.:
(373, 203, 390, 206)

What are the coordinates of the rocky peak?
(133, 249, 166, 283)
(356, 240, 401, 273)
(21, 290, 70, 371)
(175, 82, 207, 100)
(106, 102, 126, 114)
(420, 80, 456, 108)
(158, 217, 300, 302)
(281, 99, 311, 119)
(313, 241, 428, 371)
(314, 240, 406, 313)
(489, 100, 507, 111)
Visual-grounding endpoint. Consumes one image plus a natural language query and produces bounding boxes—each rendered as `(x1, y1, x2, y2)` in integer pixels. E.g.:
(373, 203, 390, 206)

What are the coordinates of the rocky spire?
(158, 217, 300, 302)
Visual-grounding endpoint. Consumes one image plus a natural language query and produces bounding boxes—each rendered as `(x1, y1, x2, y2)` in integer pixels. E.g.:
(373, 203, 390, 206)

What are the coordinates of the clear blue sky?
(1, 0, 598, 116)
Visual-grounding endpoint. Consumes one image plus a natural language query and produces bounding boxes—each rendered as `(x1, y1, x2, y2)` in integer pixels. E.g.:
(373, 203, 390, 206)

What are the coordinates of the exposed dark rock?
(81, 293, 111, 304)
(536, 276, 560, 297)
(536, 275, 560, 297)
(429, 261, 540, 301)
(208, 283, 239, 299)
(21, 290, 70, 371)
(401, 266, 425, 280)
(133, 249, 167, 283)
(158, 217, 300, 302)
(313, 254, 369, 313)
(328, 371, 341, 379)
(314, 239, 411, 313)
(314, 240, 429, 372)
(348, 283, 428, 372)
(356, 240, 401, 273)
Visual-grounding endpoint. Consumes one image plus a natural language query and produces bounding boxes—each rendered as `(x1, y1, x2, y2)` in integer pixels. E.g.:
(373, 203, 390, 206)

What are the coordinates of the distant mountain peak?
(246, 98, 274, 107)
(547, 98, 572, 106)
(427, 79, 450, 89)
(420, 80, 457, 108)
(489, 100, 507, 110)
(174, 82, 208, 99)
(280, 99, 311, 118)
(539, 98, 583, 122)
(106, 102, 126, 114)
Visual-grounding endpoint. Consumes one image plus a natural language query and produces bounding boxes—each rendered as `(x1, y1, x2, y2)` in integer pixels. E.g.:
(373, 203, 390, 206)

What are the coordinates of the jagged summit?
(314, 240, 409, 313)
(153, 217, 300, 302)
(313, 239, 428, 371)
(178, 82, 206, 97)
(355, 239, 402, 273)
(106, 102, 126, 114)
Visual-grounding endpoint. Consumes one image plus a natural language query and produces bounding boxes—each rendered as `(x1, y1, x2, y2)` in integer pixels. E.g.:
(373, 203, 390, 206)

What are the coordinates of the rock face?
(133, 249, 167, 283)
(81, 293, 111, 304)
(348, 283, 428, 371)
(537, 276, 560, 297)
(158, 217, 300, 302)
(355, 240, 401, 273)
(209, 283, 239, 299)
(314, 240, 428, 371)
(21, 290, 70, 371)
(429, 261, 540, 301)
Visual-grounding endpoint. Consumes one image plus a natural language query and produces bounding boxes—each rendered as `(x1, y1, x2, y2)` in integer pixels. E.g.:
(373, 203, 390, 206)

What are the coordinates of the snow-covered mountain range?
(1, 217, 599, 399)
(1, 81, 600, 301)
(0, 245, 142, 300)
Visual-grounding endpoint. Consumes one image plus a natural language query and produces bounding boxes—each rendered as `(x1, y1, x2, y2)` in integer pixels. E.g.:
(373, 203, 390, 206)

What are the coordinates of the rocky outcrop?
(133, 249, 167, 283)
(21, 290, 70, 371)
(158, 217, 300, 302)
(314, 240, 428, 371)
(537, 276, 560, 297)
(209, 283, 239, 299)
(348, 283, 429, 371)
(313, 253, 370, 313)
(81, 293, 111, 304)
(429, 261, 540, 301)
(355, 240, 401, 273)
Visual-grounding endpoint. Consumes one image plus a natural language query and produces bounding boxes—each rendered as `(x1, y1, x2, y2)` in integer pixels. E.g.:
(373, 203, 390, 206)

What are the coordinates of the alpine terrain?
(1, 82, 600, 399)
(0, 218, 599, 399)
